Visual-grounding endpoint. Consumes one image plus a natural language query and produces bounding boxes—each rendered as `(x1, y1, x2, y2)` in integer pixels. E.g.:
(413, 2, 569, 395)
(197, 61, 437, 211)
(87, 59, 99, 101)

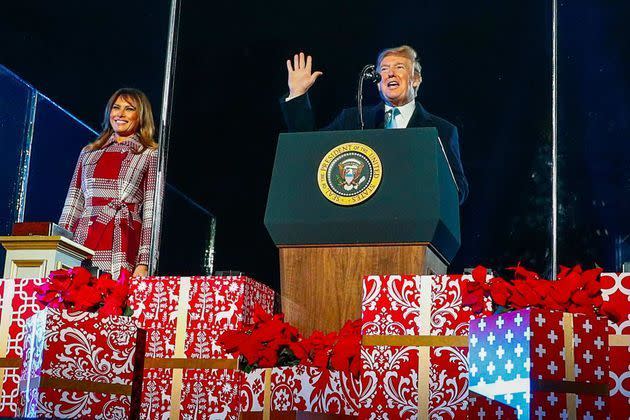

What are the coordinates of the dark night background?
(1, 1, 628, 288)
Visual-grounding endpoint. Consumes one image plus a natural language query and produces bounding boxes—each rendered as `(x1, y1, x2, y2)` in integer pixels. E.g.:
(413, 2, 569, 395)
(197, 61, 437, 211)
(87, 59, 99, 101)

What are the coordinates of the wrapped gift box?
(600, 272, 630, 417)
(19, 308, 146, 418)
(468, 391, 517, 419)
(128, 275, 275, 419)
(601, 272, 630, 336)
(360, 274, 491, 419)
(239, 365, 359, 417)
(608, 345, 629, 418)
(0, 277, 45, 417)
(469, 308, 610, 419)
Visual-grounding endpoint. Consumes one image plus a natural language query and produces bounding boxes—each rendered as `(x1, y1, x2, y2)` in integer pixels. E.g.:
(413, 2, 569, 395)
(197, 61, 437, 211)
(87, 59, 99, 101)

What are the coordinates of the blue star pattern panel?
(468, 308, 610, 419)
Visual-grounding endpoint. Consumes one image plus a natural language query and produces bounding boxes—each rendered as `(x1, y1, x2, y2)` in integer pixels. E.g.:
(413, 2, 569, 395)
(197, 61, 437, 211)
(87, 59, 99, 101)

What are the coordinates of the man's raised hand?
(286, 52, 323, 99)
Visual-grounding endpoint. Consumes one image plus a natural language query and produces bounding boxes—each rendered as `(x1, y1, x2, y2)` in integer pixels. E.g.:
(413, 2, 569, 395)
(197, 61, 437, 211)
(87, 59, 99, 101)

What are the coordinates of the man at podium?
(280, 45, 468, 204)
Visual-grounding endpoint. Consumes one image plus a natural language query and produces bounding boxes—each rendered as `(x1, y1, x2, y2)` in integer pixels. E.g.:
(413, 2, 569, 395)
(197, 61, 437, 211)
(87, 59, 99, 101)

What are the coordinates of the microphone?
(357, 64, 381, 130)
(362, 64, 382, 83)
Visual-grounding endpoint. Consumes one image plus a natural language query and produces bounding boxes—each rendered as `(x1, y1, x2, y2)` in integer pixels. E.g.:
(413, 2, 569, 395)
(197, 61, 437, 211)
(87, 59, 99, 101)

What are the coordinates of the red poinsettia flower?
(338, 319, 362, 337)
(600, 292, 630, 324)
(582, 268, 603, 297)
(507, 288, 529, 309)
(99, 270, 131, 315)
(99, 269, 132, 315)
(303, 330, 338, 369)
(330, 337, 355, 370)
(543, 294, 565, 311)
(514, 281, 543, 307)
(69, 285, 102, 311)
(591, 294, 603, 309)
(238, 335, 265, 365)
(95, 272, 117, 294)
(36, 269, 74, 308)
(253, 303, 274, 323)
(218, 329, 248, 354)
(488, 277, 512, 307)
(571, 290, 592, 307)
(330, 335, 360, 375)
(553, 266, 605, 315)
(328, 319, 362, 374)
(37, 266, 133, 315)
(471, 265, 489, 285)
(549, 284, 572, 306)
(555, 267, 583, 296)
(462, 266, 491, 314)
(557, 265, 572, 279)
(251, 318, 286, 343)
(464, 263, 607, 316)
(218, 305, 363, 375)
(507, 263, 541, 281)
(67, 267, 93, 288)
(287, 341, 308, 360)
(257, 345, 281, 367)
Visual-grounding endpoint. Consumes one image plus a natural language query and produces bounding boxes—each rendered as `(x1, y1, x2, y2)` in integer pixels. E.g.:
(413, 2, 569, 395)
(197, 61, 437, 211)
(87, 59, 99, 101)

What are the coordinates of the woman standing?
(60, 88, 159, 278)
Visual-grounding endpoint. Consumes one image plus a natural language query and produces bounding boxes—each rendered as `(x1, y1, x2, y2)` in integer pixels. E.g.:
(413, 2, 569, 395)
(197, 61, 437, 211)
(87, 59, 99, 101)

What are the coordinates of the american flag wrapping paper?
(469, 308, 610, 419)
(468, 391, 517, 419)
(360, 274, 492, 419)
(600, 272, 630, 418)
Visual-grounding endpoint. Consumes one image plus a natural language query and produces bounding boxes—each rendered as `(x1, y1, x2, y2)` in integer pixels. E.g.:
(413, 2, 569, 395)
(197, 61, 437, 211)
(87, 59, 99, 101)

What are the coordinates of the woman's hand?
(286, 52, 323, 100)
(133, 264, 148, 278)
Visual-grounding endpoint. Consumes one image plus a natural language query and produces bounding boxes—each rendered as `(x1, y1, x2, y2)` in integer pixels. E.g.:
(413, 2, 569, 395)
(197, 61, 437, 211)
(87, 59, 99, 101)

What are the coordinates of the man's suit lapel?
(365, 101, 429, 129)
(408, 101, 429, 128)
(364, 103, 385, 129)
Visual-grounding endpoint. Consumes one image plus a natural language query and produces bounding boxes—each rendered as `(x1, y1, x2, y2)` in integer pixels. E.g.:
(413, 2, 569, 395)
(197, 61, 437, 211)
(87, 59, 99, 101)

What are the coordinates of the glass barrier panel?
(557, 2, 630, 272)
(157, 183, 216, 275)
(0, 66, 36, 267)
(24, 94, 96, 222)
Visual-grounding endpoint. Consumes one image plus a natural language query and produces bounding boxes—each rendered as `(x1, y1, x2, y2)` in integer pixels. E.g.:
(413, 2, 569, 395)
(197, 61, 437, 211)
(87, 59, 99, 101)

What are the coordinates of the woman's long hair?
(88, 88, 158, 153)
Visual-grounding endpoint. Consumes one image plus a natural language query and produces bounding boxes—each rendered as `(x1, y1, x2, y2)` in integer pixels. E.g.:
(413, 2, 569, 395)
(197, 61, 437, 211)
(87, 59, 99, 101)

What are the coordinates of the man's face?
(377, 54, 421, 107)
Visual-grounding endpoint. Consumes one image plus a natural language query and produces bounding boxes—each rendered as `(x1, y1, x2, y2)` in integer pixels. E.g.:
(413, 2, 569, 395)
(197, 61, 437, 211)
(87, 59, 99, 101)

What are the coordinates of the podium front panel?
(264, 128, 460, 262)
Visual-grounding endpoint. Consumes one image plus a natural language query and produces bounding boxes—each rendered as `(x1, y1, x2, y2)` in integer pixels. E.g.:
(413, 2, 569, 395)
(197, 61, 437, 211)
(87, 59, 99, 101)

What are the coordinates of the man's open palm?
(286, 52, 323, 99)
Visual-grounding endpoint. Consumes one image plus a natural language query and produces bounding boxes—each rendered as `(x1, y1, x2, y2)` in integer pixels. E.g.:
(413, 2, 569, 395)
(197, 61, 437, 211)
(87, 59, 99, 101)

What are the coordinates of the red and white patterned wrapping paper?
(600, 273, 630, 336)
(0, 277, 45, 417)
(142, 368, 242, 418)
(468, 391, 517, 419)
(360, 274, 491, 419)
(18, 308, 145, 418)
(128, 275, 275, 419)
(469, 308, 610, 419)
(601, 272, 630, 418)
(239, 365, 360, 415)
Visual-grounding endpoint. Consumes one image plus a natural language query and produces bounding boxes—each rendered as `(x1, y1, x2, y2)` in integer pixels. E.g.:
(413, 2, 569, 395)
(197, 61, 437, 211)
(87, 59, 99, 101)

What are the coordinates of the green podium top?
(264, 128, 461, 262)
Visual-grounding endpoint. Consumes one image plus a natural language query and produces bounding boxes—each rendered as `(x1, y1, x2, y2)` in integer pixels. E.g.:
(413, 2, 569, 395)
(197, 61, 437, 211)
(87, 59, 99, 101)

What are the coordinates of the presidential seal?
(317, 142, 382, 206)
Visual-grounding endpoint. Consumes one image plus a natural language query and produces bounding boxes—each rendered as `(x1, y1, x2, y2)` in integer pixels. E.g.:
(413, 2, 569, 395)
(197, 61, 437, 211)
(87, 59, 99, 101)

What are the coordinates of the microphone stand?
(357, 64, 381, 130)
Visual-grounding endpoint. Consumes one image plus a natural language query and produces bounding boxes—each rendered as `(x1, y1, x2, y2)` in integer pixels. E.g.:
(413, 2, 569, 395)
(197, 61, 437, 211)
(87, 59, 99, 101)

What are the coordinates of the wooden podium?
(279, 244, 445, 334)
(265, 129, 460, 334)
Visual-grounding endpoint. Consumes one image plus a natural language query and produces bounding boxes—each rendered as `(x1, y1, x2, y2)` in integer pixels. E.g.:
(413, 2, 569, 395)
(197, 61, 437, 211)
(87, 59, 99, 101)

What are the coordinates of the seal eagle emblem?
(317, 142, 382, 205)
